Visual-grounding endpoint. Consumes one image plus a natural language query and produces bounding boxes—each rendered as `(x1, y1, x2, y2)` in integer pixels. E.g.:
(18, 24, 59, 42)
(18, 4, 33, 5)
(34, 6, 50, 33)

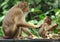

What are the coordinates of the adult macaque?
(38, 16, 58, 38)
(2, 1, 39, 39)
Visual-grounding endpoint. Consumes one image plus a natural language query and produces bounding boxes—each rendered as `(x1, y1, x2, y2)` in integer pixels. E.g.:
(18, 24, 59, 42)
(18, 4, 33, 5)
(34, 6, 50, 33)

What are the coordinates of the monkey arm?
(17, 22, 39, 28)
(14, 17, 39, 29)
(47, 23, 58, 31)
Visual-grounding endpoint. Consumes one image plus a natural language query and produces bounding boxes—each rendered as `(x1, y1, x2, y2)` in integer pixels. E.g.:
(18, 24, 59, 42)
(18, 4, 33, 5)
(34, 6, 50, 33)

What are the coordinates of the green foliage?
(0, 0, 60, 37)
(0, 27, 3, 36)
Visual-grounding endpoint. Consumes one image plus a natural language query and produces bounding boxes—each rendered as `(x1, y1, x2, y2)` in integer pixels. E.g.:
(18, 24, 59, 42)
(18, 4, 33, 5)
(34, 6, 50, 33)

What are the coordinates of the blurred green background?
(0, 0, 60, 37)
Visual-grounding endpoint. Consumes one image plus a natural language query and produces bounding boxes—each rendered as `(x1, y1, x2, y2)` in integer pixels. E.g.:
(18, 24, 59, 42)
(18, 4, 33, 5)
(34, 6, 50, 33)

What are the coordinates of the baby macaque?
(2, 1, 39, 39)
(38, 16, 58, 38)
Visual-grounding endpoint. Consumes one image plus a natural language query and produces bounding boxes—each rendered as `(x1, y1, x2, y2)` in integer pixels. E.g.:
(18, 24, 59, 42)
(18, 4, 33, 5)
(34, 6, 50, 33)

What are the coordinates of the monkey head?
(44, 16, 52, 25)
(18, 1, 29, 13)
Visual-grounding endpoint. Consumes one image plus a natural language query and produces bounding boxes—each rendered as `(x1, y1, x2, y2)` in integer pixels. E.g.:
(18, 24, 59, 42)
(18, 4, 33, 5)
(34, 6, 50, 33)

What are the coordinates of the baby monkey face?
(44, 16, 52, 25)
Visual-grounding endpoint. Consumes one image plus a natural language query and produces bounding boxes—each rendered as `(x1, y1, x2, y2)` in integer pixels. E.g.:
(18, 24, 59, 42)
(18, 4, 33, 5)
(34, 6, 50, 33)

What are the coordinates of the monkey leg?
(38, 27, 47, 38)
(13, 27, 23, 39)
(22, 28, 33, 39)
(3, 26, 17, 39)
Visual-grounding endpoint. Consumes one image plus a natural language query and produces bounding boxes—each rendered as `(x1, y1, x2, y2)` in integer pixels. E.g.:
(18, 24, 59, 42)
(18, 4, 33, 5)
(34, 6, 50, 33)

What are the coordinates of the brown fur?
(38, 16, 58, 38)
(2, 1, 39, 39)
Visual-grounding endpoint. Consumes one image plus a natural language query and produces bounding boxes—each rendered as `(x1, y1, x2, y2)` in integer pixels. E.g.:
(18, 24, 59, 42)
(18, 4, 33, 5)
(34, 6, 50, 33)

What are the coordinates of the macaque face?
(19, 1, 29, 13)
(44, 16, 52, 25)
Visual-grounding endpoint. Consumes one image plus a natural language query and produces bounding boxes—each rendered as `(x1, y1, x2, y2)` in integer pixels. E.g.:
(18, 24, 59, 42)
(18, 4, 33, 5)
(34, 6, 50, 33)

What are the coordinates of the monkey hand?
(35, 24, 42, 29)
(55, 23, 58, 26)
(35, 25, 41, 29)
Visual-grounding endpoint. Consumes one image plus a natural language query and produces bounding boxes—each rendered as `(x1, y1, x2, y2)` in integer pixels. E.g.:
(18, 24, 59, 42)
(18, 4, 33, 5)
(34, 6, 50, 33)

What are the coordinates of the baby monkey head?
(44, 16, 52, 25)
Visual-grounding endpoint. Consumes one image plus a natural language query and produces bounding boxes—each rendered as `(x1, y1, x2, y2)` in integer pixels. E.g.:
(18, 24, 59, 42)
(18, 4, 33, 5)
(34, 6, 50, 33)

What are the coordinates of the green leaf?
(0, 16, 4, 22)
(39, 14, 45, 20)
